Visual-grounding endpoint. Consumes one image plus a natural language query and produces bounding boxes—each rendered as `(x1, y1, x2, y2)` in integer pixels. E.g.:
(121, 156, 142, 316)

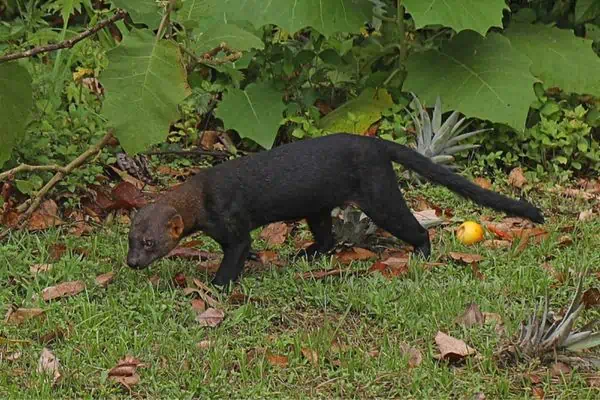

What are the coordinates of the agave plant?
(502, 269, 600, 368)
(409, 94, 491, 167)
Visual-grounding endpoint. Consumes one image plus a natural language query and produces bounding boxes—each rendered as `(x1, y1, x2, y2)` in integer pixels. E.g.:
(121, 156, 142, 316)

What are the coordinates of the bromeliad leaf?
(404, 31, 536, 131)
(505, 23, 600, 96)
(0, 62, 33, 167)
(215, 82, 285, 149)
(403, 0, 508, 36)
(101, 29, 191, 154)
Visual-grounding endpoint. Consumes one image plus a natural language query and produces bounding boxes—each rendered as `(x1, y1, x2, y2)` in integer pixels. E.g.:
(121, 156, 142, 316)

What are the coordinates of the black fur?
(127, 133, 544, 286)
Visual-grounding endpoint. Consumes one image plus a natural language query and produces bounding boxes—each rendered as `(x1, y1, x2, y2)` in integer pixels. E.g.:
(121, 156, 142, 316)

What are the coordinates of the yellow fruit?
(457, 221, 484, 245)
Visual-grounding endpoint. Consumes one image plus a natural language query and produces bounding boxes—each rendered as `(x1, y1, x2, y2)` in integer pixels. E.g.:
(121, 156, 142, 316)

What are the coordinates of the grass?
(1, 183, 600, 399)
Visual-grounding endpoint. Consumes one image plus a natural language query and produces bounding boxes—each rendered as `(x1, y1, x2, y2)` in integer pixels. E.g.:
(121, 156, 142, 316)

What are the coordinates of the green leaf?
(111, 0, 162, 28)
(404, 31, 536, 130)
(317, 88, 393, 134)
(15, 175, 43, 195)
(194, 24, 264, 54)
(0, 62, 33, 167)
(575, 0, 600, 24)
(403, 0, 508, 35)
(505, 23, 600, 96)
(184, 0, 373, 37)
(101, 29, 191, 154)
(214, 82, 286, 149)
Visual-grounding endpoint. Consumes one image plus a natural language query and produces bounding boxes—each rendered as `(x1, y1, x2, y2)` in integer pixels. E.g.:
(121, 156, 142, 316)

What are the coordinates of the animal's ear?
(167, 214, 184, 239)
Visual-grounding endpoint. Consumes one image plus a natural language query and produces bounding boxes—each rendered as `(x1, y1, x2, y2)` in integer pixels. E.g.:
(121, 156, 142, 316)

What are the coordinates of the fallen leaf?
(197, 340, 212, 349)
(37, 347, 61, 383)
(301, 348, 319, 366)
(48, 243, 67, 262)
(369, 257, 409, 279)
(528, 373, 543, 384)
(336, 247, 377, 263)
(434, 331, 476, 362)
(228, 291, 248, 304)
(582, 288, 600, 309)
(485, 224, 514, 241)
(173, 272, 187, 288)
(399, 343, 422, 368)
(482, 239, 511, 249)
(508, 167, 527, 188)
(28, 200, 63, 231)
(196, 308, 224, 327)
(192, 279, 220, 305)
(39, 327, 68, 345)
(200, 130, 220, 149)
(41, 280, 86, 301)
(586, 374, 600, 387)
(455, 303, 484, 327)
(474, 177, 492, 189)
(579, 209, 595, 221)
(148, 275, 160, 287)
(557, 235, 573, 248)
(472, 392, 486, 400)
(111, 181, 147, 209)
(266, 353, 289, 367)
(298, 268, 350, 280)
(166, 247, 212, 260)
(532, 386, 545, 399)
(550, 361, 571, 377)
(5, 307, 45, 325)
(257, 250, 283, 265)
(260, 222, 289, 246)
(541, 263, 567, 284)
(448, 252, 484, 264)
(471, 263, 485, 280)
(5, 351, 22, 361)
(30, 263, 53, 275)
(191, 298, 206, 313)
(108, 356, 144, 390)
(413, 209, 443, 227)
(95, 272, 115, 288)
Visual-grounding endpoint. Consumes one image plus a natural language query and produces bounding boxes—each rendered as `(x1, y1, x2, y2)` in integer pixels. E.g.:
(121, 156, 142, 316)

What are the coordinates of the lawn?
(1, 183, 599, 399)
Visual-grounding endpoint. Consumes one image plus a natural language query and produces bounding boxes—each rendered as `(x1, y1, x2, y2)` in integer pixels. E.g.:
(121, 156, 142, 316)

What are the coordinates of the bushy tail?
(380, 140, 544, 223)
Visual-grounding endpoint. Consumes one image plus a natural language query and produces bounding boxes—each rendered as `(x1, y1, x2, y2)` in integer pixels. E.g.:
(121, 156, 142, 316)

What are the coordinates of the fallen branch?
(0, 164, 68, 181)
(0, 130, 115, 240)
(0, 9, 127, 63)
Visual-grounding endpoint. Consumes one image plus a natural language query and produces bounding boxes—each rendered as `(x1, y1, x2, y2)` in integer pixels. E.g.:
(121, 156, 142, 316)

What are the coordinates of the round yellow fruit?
(456, 221, 484, 245)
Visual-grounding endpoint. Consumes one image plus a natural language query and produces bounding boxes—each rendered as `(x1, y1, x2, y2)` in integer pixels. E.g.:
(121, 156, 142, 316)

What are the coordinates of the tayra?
(127, 133, 544, 286)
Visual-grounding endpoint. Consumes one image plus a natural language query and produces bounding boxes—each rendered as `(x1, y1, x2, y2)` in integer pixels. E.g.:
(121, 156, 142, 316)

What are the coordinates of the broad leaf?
(575, 0, 600, 24)
(505, 23, 600, 96)
(111, 0, 162, 29)
(183, 0, 373, 37)
(404, 31, 536, 130)
(101, 29, 191, 154)
(0, 62, 33, 167)
(215, 82, 285, 149)
(318, 88, 393, 133)
(194, 24, 264, 54)
(403, 0, 508, 35)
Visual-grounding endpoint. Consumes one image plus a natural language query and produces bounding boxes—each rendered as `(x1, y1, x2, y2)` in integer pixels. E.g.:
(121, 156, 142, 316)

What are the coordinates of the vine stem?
(0, 10, 127, 63)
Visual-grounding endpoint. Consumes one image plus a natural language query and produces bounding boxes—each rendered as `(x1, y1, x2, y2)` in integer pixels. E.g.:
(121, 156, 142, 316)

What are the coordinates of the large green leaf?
(194, 24, 264, 54)
(181, 0, 373, 37)
(101, 29, 191, 154)
(575, 0, 600, 24)
(111, 0, 162, 28)
(214, 82, 285, 149)
(505, 23, 600, 95)
(403, 0, 508, 35)
(318, 88, 393, 133)
(0, 62, 33, 167)
(404, 31, 536, 130)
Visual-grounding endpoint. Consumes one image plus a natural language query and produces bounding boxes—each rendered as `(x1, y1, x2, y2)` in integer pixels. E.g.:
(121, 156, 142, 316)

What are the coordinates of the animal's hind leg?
(357, 172, 431, 258)
(302, 210, 334, 258)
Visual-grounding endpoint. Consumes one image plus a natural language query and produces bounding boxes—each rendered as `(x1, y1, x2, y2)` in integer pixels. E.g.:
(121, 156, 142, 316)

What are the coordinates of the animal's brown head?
(127, 203, 184, 269)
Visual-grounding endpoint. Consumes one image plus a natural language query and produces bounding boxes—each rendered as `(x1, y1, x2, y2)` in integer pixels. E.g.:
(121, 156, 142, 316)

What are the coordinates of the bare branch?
(0, 10, 127, 64)
(0, 164, 68, 181)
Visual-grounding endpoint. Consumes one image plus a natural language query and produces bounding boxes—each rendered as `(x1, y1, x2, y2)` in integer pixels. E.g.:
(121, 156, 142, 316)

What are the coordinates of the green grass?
(1, 184, 600, 399)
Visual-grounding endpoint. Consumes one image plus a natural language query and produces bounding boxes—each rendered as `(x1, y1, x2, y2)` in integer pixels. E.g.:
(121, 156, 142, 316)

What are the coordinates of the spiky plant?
(499, 270, 600, 368)
(408, 94, 491, 167)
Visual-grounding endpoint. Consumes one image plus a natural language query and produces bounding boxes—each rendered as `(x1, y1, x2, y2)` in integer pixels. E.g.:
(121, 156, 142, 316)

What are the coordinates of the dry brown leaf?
(532, 386, 545, 399)
(579, 209, 595, 221)
(95, 272, 115, 288)
(108, 356, 144, 390)
(471, 263, 485, 280)
(434, 331, 476, 361)
(260, 222, 290, 246)
(5, 351, 22, 361)
(399, 343, 422, 368)
(473, 177, 492, 189)
(448, 252, 484, 264)
(257, 250, 283, 266)
(191, 298, 207, 313)
(298, 268, 352, 280)
(557, 235, 573, 248)
(41, 280, 86, 301)
(336, 247, 377, 264)
(166, 247, 212, 260)
(266, 353, 289, 368)
(28, 200, 63, 231)
(301, 348, 319, 366)
(582, 288, 600, 309)
(369, 258, 409, 279)
(483, 312, 505, 335)
(455, 303, 484, 328)
(550, 361, 571, 377)
(30, 263, 53, 275)
(173, 272, 187, 288)
(39, 327, 68, 345)
(37, 347, 61, 383)
(200, 130, 220, 149)
(5, 307, 45, 325)
(508, 167, 527, 188)
(196, 308, 224, 327)
(48, 243, 67, 262)
(482, 239, 511, 249)
(148, 275, 160, 287)
(197, 340, 213, 349)
(111, 181, 147, 209)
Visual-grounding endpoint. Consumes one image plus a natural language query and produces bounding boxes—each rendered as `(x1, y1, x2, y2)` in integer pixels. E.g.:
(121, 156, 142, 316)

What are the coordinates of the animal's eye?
(142, 239, 155, 248)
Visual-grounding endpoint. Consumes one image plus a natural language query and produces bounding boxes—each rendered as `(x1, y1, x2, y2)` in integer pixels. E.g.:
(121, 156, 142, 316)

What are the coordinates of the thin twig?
(155, 0, 176, 41)
(0, 10, 127, 63)
(0, 164, 68, 181)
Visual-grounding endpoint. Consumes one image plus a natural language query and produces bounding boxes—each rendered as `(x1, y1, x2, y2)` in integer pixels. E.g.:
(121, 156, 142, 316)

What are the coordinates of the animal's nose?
(127, 255, 138, 268)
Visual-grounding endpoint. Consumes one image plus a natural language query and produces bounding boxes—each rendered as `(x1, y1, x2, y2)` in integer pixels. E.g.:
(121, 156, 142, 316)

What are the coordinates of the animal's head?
(127, 203, 184, 269)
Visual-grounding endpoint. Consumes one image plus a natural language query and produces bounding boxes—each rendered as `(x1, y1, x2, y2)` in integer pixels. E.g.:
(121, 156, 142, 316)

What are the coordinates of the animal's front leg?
(212, 235, 251, 287)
